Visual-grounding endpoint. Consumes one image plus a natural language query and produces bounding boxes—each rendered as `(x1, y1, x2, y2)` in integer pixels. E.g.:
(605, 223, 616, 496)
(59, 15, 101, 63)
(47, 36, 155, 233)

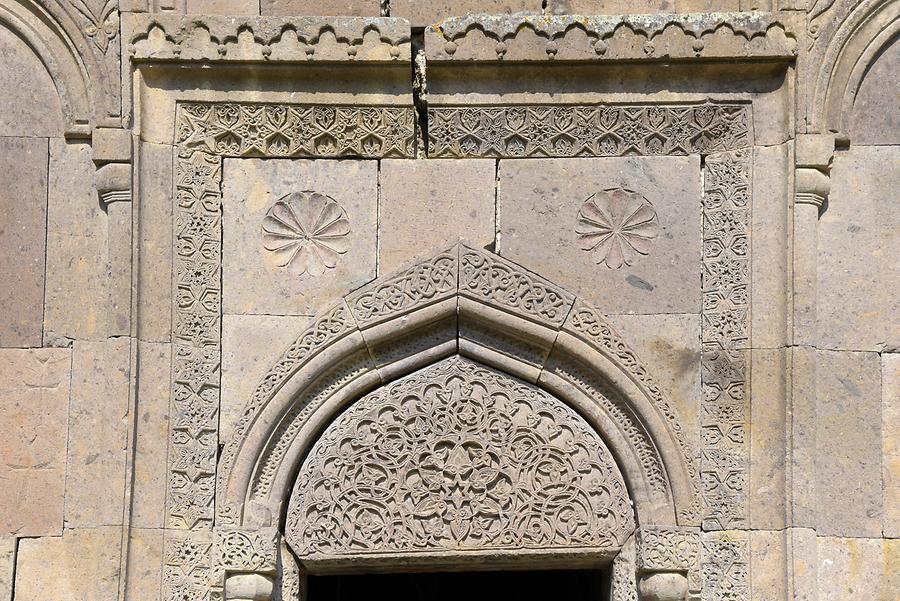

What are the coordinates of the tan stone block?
(751, 144, 790, 349)
(124, 528, 163, 601)
(44, 139, 109, 341)
(132, 341, 171, 529)
(222, 159, 378, 316)
(137, 141, 173, 342)
(790, 346, 817, 528)
(14, 527, 121, 601)
(749, 348, 788, 530)
(818, 146, 900, 352)
(848, 37, 899, 145)
(392, 1, 542, 28)
(379, 159, 495, 274)
(548, 0, 741, 13)
(815, 350, 883, 537)
(262, 0, 382, 16)
(64, 339, 130, 528)
(884, 353, 900, 537)
(0, 348, 70, 537)
(221, 314, 312, 442)
(92, 127, 132, 164)
(606, 313, 700, 448)
(0, 27, 64, 137)
(817, 537, 898, 601)
(498, 156, 701, 314)
(0, 536, 13, 601)
(0, 137, 48, 348)
(185, 0, 260, 13)
(749, 530, 788, 601)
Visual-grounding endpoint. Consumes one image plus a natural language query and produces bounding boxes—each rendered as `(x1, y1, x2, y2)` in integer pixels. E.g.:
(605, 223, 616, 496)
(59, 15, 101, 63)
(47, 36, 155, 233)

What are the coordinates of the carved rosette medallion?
(575, 188, 660, 269)
(262, 191, 351, 276)
(286, 356, 634, 564)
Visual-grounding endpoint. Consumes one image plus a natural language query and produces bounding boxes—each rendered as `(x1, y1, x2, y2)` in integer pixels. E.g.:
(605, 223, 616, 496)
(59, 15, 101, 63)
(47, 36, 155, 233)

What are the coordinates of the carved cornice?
(425, 13, 798, 63)
(125, 14, 411, 63)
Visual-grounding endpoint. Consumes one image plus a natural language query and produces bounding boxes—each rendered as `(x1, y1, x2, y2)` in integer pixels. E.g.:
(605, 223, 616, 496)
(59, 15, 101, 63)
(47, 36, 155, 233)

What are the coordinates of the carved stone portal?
(285, 355, 635, 571)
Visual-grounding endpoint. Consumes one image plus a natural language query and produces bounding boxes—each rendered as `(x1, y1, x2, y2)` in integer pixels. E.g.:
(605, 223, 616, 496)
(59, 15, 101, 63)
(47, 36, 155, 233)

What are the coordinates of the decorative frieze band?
(428, 103, 750, 158)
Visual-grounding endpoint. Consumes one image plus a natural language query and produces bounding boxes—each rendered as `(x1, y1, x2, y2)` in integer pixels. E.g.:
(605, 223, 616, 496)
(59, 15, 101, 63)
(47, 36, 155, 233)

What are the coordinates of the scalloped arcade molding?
(425, 12, 798, 62)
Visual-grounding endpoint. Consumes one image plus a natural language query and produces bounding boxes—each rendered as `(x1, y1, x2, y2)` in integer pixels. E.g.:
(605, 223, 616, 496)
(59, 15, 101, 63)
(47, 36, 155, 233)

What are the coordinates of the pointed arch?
(216, 245, 699, 546)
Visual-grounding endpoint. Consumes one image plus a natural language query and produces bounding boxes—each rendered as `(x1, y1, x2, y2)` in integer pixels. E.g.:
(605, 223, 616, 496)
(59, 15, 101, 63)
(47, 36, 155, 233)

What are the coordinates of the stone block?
(379, 159, 495, 274)
(392, 1, 542, 28)
(44, 139, 109, 341)
(606, 314, 700, 448)
(817, 537, 899, 601)
(221, 314, 312, 442)
(848, 36, 899, 145)
(749, 348, 788, 530)
(0, 27, 64, 137)
(749, 530, 788, 601)
(548, 1, 741, 13)
(0, 536, 13, 601)
(815, 350, 883, 537)
(0, 348, 70, 537)
(13, 527, 121, 601)
(137, 141, 173, 342)
(884, 353, 900, 537)
(818, 146, 900, 352)
(498, 156, 701, 314)
(222, 159, 378, 316)
(262, 0, 382, 16)
(185, 0, 260, 13)
(92, 127, 132, 164)
(64, 339, 130, 528)
(132, 342, 171, 529)
(124, 528, 163, 601)
(0, 137, 48, 348)
(751, 144, 790, 349)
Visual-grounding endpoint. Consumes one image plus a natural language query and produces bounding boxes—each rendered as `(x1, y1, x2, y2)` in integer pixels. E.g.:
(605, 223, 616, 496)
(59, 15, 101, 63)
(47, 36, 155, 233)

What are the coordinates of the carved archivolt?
(286, 356, 635, 567)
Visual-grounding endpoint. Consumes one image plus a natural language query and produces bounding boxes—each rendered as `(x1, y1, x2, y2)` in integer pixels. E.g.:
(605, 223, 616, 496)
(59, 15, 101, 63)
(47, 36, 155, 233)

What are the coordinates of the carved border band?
(164, 99, 750, 601)
(428, 103, 750, 158)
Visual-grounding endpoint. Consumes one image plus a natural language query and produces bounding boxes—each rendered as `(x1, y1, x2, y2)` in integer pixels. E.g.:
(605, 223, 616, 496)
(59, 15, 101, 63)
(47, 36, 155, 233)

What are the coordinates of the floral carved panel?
(285, 356, 635, 568)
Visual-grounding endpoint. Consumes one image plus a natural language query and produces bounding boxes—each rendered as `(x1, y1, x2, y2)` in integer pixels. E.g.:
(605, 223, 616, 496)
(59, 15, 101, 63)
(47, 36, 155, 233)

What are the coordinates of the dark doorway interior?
(308, 568, 609, 601)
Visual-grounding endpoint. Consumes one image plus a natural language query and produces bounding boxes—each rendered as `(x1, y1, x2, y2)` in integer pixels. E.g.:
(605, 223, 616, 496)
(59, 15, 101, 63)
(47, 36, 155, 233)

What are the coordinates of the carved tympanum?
(286, 356, 634, 564)
(262, 191, 350, 276)
(576, 188, 659, 269)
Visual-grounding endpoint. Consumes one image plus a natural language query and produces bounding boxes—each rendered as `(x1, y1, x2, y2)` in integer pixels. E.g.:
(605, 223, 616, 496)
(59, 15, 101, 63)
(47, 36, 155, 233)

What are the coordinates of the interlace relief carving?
(428, 103, 750, 158)
(575, 188, 660, 270)
(262, 191, 351, 276)
(286, 356, 635, 561)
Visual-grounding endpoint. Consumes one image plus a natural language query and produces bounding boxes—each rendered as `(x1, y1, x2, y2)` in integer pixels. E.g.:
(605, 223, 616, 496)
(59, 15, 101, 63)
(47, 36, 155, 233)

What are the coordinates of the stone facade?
(0, 1, 897, 600)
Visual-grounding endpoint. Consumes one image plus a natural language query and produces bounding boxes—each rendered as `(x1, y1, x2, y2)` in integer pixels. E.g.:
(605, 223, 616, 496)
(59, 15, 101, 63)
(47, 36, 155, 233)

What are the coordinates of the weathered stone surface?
(0, 27, 64, 137)
(498, 156, 701, 314)
(13, 527, 121, 601)
(44, 139, 109, 341)
(606, 313, 700, 447)
(379, 159, 495, 274)
(549, 0, 742, 12)
(848, 35, 899, 145)
(123, 528, 164, 601)
(262, 0, 381, 16)
(749, 530, 788, 601)
(818, 146, 900, 352)
(749, 348, 788, 530)
(884, 353, 900, 538)
(221, 314, 312, 442)
(222, 159, 378, 316)
(185, 0, 260, 14)
(132, 342, 170, 530)
(64, 339, 130, 528)
(0, 137, 48, 348)
(392, 0, 542, 28)
(0, 536, 13, 601)
(816, 350, 883, 537)
(0, 348, 70, 537)
(137, 141, 173, 343)
(816, 537, 899, 601)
